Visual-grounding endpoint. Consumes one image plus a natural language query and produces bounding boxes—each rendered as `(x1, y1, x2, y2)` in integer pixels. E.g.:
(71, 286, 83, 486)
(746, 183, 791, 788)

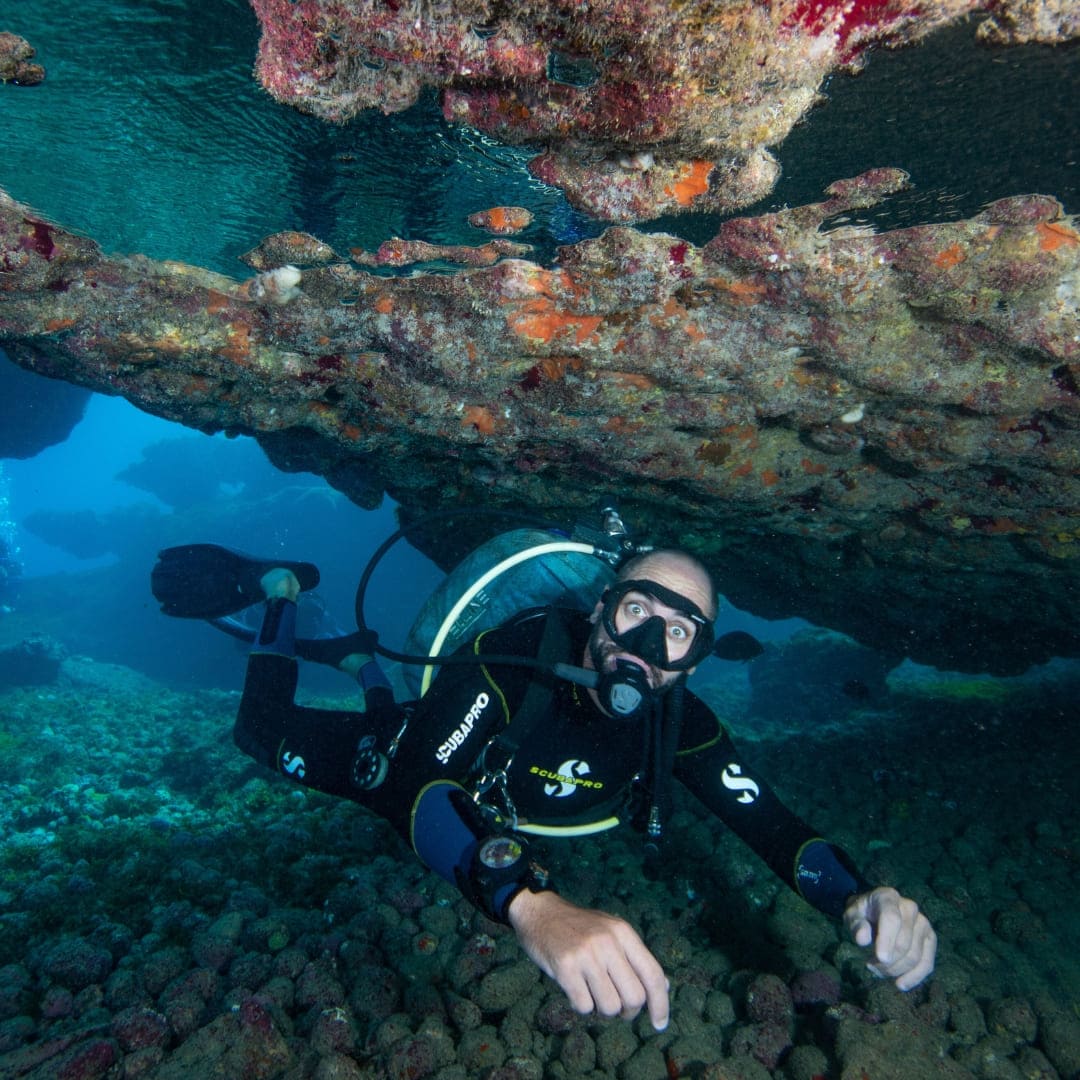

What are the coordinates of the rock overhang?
(1, 170, 1077, 675)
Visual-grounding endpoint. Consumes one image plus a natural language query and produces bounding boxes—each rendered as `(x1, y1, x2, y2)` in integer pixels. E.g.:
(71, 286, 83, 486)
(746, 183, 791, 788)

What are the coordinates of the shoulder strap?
(485, 607, 573, 761)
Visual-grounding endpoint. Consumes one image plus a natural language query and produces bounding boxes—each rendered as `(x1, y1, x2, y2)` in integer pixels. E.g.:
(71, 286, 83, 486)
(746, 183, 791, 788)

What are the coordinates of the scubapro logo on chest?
(533, 759, 604, 797)
(436, 692, 490, 765)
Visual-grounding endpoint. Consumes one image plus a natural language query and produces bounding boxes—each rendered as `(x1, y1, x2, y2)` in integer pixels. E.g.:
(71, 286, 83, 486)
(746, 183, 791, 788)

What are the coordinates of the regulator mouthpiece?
(597, 660, 654, 720)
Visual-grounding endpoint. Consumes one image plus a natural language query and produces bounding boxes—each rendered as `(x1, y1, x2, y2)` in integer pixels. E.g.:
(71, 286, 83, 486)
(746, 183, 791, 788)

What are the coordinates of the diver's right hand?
(507, 889, 669, 1031)
(260, 568, 300, 602)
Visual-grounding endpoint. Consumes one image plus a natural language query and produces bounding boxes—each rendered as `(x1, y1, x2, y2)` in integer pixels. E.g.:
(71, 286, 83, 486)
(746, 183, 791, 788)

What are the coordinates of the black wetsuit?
(235, 599, 869, 921)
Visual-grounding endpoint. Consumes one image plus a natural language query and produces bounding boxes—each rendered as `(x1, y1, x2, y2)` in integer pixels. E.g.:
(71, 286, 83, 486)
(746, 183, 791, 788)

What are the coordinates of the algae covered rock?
(474, 960, 540, 1012)
(145, 997, 293, 1079)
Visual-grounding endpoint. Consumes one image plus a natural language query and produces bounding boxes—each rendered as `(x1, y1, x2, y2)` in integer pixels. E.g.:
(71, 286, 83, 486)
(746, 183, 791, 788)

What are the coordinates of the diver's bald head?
(616, 549, 718, 621)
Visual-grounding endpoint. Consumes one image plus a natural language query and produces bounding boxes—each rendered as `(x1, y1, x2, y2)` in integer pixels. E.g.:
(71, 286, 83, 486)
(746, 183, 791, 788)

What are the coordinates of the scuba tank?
(401, 527, 617, 696)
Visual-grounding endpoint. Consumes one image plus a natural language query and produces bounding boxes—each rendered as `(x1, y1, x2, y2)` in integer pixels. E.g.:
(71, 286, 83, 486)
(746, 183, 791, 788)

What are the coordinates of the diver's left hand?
(843, 886, 937, 991)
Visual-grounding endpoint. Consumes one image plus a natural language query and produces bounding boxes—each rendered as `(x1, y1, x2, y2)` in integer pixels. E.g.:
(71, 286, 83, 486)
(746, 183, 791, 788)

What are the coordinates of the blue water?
(0, 0, 597, 277)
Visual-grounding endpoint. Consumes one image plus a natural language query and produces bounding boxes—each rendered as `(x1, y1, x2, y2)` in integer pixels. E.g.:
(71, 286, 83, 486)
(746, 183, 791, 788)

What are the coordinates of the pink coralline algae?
(790, 969, 842, 1009)
(729, 1020, 794, 1071)
(745, 972, 796, 1029)
(1, 175, 1078, 674)
(248, 0, 1078, 221)
(109, 1006, 171, 1053)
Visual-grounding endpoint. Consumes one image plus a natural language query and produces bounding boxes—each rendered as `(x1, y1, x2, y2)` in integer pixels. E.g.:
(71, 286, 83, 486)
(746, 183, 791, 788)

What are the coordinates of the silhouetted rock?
(750, 630, 900, 723)
(0, 634, 65, 686)
(0, 353, 89, 459)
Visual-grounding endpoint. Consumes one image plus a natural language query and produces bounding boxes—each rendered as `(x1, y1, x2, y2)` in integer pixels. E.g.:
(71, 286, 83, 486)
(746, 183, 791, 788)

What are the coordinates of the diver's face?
(588, 589, 700, 691)
(587, 557, 715, 693)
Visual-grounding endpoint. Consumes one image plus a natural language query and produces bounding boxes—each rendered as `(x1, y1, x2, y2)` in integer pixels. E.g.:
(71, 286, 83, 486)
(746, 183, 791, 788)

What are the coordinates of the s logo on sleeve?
(721, 763, 760, 804)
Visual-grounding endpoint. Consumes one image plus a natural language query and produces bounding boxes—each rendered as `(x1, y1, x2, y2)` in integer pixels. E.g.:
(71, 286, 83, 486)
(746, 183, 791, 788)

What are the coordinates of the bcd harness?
(468, 606, 687, 851)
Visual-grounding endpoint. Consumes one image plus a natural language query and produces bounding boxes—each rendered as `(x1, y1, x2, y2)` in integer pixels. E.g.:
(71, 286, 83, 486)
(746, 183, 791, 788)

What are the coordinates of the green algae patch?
(901, 678, 1018, 704)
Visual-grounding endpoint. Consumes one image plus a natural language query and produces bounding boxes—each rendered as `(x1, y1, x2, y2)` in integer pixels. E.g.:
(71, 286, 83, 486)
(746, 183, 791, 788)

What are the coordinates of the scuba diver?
(151, 522, 936, 1032)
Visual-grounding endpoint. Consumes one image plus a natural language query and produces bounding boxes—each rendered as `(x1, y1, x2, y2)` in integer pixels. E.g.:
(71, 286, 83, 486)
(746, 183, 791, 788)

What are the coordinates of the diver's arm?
(409, 779, 670, 1028)
(409, 781, 552, 922)
(676, 722, 870, 917)
(677, 714, 936, 988)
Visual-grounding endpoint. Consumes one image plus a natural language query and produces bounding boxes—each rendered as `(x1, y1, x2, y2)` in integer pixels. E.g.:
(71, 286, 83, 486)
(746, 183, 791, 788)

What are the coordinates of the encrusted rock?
(351, 236, 530, 267)
(468, 207, 533, 235)
(143, 999, 294, 1079)
(38, 937, 113, 992)
(2, 181, 1079, 673)
(240, 231, 342, 270)
(248, 0, 1080, 220)
(0, 32, 44, 85)
(474, 961, 540, 1012)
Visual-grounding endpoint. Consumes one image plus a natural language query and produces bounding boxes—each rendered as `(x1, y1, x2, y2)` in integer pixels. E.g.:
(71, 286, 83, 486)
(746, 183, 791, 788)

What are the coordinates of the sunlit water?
(0, 1, 1076, 271)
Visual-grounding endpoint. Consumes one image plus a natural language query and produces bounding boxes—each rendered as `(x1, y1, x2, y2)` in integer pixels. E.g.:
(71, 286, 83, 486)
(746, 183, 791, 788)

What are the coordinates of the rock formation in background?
(1, 175, 1077, 674)
(0, 463, 18, 609)
(0, 353, 90, 459)
(249, 0, 1080, 221)
(0, 31, 45, 86)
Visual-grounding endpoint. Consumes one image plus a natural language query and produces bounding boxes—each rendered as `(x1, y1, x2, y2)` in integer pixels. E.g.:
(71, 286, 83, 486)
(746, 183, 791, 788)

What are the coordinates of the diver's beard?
(589, 636, 662, 690)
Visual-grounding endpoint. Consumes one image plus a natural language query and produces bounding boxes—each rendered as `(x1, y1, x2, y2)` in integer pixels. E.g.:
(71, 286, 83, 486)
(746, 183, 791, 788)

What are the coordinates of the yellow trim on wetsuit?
(473, 627, 513, 727)
(516, 817, 621, 837)
(675, 716, 727, 757)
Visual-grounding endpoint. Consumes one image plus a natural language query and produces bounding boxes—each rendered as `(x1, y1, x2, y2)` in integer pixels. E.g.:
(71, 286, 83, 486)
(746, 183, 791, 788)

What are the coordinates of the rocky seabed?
(0, 660, 1077, 1079)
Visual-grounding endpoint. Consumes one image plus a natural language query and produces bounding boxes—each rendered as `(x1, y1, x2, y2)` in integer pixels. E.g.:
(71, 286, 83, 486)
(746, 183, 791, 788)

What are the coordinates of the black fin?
(151, 543, 319, 619)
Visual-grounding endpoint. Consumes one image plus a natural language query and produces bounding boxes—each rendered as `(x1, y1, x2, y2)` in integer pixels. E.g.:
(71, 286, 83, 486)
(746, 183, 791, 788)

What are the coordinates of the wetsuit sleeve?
(403, 620, 554, 923)
(237, 602, 551, 923)
(674, 706, 871, 919)
(409, 780, 550, 923)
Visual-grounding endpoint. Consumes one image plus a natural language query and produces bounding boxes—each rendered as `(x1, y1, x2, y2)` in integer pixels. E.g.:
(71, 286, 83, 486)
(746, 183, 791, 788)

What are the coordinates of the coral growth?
(0, 32, 45, 86)
(247, 0, 1079, 221)
(1, 176, 1079, 672)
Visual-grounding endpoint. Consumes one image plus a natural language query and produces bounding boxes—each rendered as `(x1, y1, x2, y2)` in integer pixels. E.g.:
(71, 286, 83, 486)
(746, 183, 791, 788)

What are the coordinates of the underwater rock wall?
(249, 0, 1080, 222)
(0, 174, 1077, 673)
(0, 353, 90, 459)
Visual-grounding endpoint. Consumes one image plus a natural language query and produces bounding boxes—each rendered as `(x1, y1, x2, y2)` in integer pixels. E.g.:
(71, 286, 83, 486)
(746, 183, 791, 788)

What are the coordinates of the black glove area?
(297, 629, 379, 668)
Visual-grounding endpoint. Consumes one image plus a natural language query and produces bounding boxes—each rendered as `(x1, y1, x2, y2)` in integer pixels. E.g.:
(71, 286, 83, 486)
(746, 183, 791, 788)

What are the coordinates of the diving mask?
(600, 579, 715, 672)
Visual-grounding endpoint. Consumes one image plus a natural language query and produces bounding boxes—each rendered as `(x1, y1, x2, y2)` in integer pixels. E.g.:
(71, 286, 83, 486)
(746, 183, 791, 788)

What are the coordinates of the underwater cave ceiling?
(249, 0, 1080, 222)
(1, 166, 1078, 676)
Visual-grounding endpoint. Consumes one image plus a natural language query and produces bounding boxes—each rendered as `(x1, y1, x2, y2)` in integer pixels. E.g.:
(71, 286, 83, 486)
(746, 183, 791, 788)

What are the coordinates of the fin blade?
(151, 543, 319, 619)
